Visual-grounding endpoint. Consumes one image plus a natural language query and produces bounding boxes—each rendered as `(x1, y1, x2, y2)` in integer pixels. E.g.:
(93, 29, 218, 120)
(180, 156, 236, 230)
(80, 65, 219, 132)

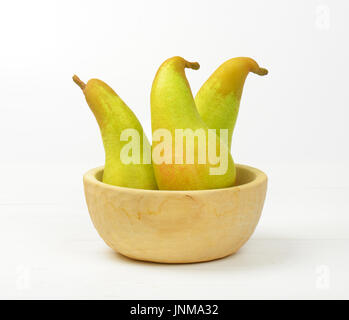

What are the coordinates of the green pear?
(195, 57, 268, 149)
(150, 57, 236, 190)
(73, 75, 157, 190)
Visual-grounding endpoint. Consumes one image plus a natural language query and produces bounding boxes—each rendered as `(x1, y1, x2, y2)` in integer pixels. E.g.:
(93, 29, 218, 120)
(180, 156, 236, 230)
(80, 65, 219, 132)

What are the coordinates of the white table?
(1, 163, 348, 299)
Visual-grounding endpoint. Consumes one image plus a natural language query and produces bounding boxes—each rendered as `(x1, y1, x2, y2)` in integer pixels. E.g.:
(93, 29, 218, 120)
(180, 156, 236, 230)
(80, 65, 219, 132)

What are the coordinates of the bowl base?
(115, 249, 237, 264)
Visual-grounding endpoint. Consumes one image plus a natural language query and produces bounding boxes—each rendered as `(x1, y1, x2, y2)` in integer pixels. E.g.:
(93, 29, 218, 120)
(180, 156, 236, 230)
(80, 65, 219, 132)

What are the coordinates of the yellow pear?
(73, 75, 157, 189)
(150, 57, 236, 190)
(195, 57, 268, 149)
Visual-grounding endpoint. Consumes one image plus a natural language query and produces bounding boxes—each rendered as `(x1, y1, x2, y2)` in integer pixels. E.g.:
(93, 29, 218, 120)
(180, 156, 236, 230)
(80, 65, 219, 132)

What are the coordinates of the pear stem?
(185, 61, 200, 70)
(252, 67, 268, 76)
(73, 75, 86, 90)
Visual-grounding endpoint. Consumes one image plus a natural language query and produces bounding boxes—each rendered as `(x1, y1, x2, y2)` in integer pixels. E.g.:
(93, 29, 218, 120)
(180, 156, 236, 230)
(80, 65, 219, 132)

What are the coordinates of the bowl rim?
(83, 163, 267, 195)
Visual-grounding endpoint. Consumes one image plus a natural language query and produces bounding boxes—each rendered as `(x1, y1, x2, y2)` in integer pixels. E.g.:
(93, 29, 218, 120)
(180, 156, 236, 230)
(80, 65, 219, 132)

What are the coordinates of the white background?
(1, 0, 348, 299)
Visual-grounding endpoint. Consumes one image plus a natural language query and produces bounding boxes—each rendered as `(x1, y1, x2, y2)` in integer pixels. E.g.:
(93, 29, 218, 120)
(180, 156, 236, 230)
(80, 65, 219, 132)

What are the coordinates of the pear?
(73, 75, 157, 190)
(150, 56, 236, 190)
(195, 57, 268, 149)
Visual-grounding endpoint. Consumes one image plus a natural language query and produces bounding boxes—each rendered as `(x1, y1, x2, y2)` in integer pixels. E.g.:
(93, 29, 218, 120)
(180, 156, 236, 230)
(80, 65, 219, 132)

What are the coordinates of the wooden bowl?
(83, 164, 267, 263)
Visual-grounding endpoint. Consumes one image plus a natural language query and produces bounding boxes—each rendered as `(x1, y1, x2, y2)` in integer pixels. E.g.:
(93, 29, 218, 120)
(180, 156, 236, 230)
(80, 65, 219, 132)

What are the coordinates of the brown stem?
(72, 75, 86, 90)
(252, 67, 268, 76)
(185, 61, 200, 70)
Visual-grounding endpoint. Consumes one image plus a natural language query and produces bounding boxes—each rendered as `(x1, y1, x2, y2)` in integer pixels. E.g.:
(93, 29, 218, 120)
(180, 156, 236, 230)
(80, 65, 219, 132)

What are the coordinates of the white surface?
(1, 163, 348, 299)
(1, 0, 349, 299)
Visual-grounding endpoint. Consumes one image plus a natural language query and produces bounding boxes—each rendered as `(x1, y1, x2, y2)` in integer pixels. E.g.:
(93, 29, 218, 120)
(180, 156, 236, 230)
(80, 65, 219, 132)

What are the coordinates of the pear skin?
(150, 56, 236, 190)
(195, 57, 268, 149)
(73, 75, 157, 190)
